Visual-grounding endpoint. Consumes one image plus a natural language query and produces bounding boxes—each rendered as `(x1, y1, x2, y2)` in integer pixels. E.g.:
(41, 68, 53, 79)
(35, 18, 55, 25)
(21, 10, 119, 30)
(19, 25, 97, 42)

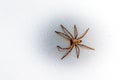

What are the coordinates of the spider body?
(55, 24, 94, 60)
(71, 39, 82, 45)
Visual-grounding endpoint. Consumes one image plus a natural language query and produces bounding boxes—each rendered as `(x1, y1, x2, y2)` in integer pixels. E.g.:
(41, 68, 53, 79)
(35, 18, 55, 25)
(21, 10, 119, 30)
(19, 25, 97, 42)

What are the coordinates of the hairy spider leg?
(78, 28, 89, 39)
(57, 46, 71, 51)
(75, 45, 80, 58)
(79, 44, 95, 50)
(55, 31, 70, 40)
(60, 24, 74, 39)
(74, 25, 78, 39)
(61, 45, 74, 60)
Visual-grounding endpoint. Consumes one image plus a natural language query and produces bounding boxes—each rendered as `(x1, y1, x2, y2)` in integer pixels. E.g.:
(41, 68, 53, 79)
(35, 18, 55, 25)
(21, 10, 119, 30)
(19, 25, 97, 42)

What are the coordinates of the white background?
(0, 0, 120, 80)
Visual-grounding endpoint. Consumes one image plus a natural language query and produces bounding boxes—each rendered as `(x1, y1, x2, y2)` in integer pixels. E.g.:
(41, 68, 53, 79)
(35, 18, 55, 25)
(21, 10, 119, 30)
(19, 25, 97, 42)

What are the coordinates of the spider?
(55, 24, 95, 60)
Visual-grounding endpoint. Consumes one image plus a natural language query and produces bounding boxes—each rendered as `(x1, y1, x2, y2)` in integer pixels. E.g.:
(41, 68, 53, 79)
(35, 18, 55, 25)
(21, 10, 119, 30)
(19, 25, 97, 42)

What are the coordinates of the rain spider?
(55, 24, 95, 60)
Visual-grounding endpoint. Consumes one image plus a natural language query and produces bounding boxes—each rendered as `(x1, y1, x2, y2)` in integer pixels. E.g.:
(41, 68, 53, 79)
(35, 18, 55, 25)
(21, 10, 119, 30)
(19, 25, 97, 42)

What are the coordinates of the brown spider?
(55, 24, 95, 60)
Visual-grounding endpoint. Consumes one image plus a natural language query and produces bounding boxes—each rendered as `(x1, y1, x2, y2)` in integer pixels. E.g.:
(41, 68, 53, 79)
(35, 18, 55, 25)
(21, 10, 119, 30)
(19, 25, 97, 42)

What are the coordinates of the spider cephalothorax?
(55, 24, 95, 60)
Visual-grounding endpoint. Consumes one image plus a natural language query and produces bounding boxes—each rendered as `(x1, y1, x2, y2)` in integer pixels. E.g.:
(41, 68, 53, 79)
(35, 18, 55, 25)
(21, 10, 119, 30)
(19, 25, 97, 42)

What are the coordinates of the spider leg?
(55, 31, 70, 40)
(57, 46, 71, 51)
(61, 45, 74, 60)
(78, 28, 89, 39)
(79, 44, 95, 50)
(60, 24, 74, 39)
(74, 25, 78, 39)
(75, 45, 80, 58)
